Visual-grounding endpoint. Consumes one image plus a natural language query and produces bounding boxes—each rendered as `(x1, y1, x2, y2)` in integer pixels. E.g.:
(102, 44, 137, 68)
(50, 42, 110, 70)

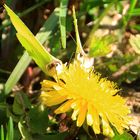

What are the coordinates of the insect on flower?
(46, 60, 63, 78)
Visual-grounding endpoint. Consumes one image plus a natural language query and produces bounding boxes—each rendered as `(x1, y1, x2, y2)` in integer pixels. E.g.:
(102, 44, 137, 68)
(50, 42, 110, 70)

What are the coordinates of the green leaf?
(4, 4, 57, 74)
(129, 35, 140, 54)
(4, 6, 60, 95)
(16, 33, 53, 73)
(59, 0, 69, 48)
(112, 131, 133, 140)
(13, 92, 31, 116)
(89, 35, 116, 57)
(28, 105, 49, 134)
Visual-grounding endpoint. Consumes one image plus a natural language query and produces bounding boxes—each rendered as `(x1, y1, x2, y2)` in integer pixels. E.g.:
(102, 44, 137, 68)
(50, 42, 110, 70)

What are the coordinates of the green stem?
(72, 6, 85, 55)
(0, 69, 11, 74)
(18, 0, 50, 17)
(122, 0, 137, 30)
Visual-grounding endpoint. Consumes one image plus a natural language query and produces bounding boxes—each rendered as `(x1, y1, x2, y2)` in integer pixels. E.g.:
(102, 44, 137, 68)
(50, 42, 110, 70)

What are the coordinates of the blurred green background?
(0, 0, 140, 139)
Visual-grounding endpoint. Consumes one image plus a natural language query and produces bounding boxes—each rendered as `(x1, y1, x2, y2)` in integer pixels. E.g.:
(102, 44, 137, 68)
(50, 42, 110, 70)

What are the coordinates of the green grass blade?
(130, 24, 140, 31)
(8, 117, 14, 140)
(4, 8, 59, 95)
(4, 52, 31, 95)
(129, 8, 140, 16)
(1, 125, 4, 140)
(59, 0, 68, 48)
(7, 117, 14, 140)
(122, 0, 137, 29)
(36, 8, 59, 44)
(0, 69, 11, 74)
(18, 0, 50, 17)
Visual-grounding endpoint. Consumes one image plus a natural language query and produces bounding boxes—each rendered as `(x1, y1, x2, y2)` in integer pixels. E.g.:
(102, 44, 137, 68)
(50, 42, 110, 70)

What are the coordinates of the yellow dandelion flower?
(40, 60, 131, 137)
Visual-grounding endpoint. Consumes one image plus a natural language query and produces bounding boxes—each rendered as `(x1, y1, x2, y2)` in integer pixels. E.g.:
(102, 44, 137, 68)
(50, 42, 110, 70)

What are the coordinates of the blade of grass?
(59, 0, 68, 48)
(128, 0, 137, 17)
(18, 0, 50, 17)
(122, 0, 137, 30)
(0, 69, 11, 74)
(6, 117, 14, 140)
(36, 8, 59, 44)
(1, 125, 4, 140)
(4, 52, 31, 95)
(129, 8, 140, 16)
(4, 8, 59, 95)
(130, 24, 140, 31)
